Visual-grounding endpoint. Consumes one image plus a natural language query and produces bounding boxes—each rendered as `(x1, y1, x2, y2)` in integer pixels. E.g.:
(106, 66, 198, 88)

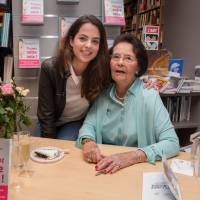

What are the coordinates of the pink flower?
(0, 83, 14, 95)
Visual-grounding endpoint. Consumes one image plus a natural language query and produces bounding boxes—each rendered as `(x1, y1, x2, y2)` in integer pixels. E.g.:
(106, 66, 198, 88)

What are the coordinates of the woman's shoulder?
(141, 84, 160, 102)
(41, 57, 57, 71)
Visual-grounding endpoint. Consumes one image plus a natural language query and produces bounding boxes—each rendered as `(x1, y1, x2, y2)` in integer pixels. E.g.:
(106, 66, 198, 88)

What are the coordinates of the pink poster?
(21, 0, 44, 24)
(18, 38, 40, 68)
(104, 0, 125, 25)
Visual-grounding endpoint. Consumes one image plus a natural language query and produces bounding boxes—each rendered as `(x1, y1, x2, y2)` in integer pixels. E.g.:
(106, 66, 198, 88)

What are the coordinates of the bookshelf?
(122, 0, 164, 48)
(0, 0, 12, 81)
(161, 93, 200, 147)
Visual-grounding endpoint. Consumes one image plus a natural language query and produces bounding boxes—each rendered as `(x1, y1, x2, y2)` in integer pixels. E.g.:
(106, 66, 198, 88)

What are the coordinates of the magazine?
(143, 25, 160, 50)
(103, 0, 125, 25)
(168, 59, 184, 77)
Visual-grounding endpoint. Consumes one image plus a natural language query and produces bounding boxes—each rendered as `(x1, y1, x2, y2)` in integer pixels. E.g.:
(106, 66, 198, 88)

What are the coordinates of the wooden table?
(10, 137, 200, 200)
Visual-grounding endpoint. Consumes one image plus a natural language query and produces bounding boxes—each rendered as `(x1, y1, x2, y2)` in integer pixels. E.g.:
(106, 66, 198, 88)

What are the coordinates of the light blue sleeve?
(141, 93, 180, 164)
(76, 99, 98, 148)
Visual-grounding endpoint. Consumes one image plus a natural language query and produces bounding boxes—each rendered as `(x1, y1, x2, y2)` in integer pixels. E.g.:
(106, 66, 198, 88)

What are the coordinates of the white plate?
(30, 146, 65, 163)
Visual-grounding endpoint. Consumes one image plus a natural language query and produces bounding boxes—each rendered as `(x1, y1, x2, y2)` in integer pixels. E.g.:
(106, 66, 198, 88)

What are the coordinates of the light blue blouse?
(76, 79, 180, 164)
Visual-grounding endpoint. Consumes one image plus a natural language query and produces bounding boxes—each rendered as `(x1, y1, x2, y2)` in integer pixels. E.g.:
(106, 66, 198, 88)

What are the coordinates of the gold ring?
(87, 158, 92, 163)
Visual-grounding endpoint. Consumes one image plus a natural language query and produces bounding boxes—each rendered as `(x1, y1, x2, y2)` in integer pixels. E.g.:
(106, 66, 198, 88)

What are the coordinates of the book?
(59, 17, 77, 46)
(168, 59, 184, 77)
(147, 49, 169, 75)
(18, 38, 40, 68)
(21, 0, 44, 24)
(177, 79, 200, 93)
(142, 25, 160, 50)
(103, 0, 125, 25)
(3, 55, 13, 83)
(142, 172, 176, 200)
(194, 65, 200, 81)
(1, 12, 11, 47)
(0, 139, 12, 200)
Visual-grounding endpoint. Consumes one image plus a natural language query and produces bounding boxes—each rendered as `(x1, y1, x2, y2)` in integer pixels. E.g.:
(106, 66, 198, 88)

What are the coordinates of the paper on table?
(142, 172, 176, 200)
(171, 159, 194, 176)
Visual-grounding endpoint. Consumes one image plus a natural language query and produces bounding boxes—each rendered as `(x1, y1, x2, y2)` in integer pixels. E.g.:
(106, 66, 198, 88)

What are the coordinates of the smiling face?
(110, 42, 139, 87)
(70, 23, 100, 75)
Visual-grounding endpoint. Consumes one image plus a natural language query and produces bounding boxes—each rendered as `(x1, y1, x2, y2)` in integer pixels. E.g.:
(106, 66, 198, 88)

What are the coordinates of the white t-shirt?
(56, 65, 89, 126)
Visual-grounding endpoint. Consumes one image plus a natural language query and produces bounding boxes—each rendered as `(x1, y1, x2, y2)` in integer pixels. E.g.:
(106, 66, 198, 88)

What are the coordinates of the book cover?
(21, 0, 44, 24)
(1, 12, 11, 47)
(3, 55, 13, 83)
(59, 17, 77, 46)
(147, 49, 169, 75)
(168, 59, 184, 77)
(143, 25, 160, 50)
(18, 38, 40, 68)
(0, 139, 12, 200)
(103, 0, 125, 25)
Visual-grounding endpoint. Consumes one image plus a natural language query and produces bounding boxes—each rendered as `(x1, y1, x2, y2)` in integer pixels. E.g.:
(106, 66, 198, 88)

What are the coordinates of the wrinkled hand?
(82, 141, 105, 164)
(95, 150, 147, 174)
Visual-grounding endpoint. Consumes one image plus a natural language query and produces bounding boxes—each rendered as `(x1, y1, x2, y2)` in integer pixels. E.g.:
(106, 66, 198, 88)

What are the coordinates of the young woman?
(77, 34, 180, 174)
(37, 15, 111, 140)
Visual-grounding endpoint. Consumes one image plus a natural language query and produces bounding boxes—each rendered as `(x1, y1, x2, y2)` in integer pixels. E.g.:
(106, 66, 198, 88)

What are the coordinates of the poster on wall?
(59, 17, 77, 46)
(21, 0, 44, 24)
(103, 0, 125, 25)
(18, 38, 40, 68)
(143, 25, 160, 50)
(0, 139, 11, 200)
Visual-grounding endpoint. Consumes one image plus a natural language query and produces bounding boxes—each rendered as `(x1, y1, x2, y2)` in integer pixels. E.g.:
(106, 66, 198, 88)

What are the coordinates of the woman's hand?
(82, 141, 105, 164)
(95, 150, 147, 174)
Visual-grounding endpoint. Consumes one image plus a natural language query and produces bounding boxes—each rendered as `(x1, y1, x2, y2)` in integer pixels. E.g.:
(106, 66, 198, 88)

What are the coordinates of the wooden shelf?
(173, 121, 200, 129)
(138, 6, 160, 15)
(123, 0, 164, 48)
(161, 92, 200, 97)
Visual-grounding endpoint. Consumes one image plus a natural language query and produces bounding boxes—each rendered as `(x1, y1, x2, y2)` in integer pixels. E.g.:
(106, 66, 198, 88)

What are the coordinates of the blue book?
(168, 59, 184, 76)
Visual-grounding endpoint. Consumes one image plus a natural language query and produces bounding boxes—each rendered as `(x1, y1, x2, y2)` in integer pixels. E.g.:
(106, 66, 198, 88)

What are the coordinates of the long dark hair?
(109, 34, 148, 77)
(56, 15, 111, 102)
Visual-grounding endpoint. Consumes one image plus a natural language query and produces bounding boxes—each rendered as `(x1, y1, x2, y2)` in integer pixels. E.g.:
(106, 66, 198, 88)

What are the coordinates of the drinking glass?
(13, 131, 33, 177)
(11, 132, 24, 189)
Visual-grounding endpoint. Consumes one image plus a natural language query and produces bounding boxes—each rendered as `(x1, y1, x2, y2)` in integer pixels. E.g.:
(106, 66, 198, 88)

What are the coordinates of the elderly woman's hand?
(82, 141, 105, 164)
(95, 150, 147, 174)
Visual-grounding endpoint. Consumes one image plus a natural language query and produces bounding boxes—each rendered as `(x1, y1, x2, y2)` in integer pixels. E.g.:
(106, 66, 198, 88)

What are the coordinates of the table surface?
(10, 137, 200, 200)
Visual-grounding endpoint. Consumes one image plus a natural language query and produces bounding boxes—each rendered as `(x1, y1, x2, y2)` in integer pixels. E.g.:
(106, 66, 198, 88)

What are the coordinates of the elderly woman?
(76, 34, 180, 174)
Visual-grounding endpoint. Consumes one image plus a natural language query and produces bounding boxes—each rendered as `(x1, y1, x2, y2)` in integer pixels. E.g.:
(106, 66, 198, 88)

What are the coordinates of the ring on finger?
(87, 158, 92, 163)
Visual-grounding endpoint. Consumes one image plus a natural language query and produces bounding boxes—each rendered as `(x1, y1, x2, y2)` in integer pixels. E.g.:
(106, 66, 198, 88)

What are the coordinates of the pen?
(95, 171, 104, 176)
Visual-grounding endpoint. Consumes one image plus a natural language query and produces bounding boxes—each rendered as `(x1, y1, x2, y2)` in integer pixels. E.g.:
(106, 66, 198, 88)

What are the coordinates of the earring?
(135, 71, 139, 76)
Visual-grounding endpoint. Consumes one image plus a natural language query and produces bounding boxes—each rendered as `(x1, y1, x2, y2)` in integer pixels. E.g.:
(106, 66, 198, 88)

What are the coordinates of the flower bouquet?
(0, 80, 31, 138)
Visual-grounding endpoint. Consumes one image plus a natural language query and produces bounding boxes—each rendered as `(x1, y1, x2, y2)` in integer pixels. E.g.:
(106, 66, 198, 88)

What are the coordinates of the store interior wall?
(12, 0, 120, 132)
(163, 0, 200, 78)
